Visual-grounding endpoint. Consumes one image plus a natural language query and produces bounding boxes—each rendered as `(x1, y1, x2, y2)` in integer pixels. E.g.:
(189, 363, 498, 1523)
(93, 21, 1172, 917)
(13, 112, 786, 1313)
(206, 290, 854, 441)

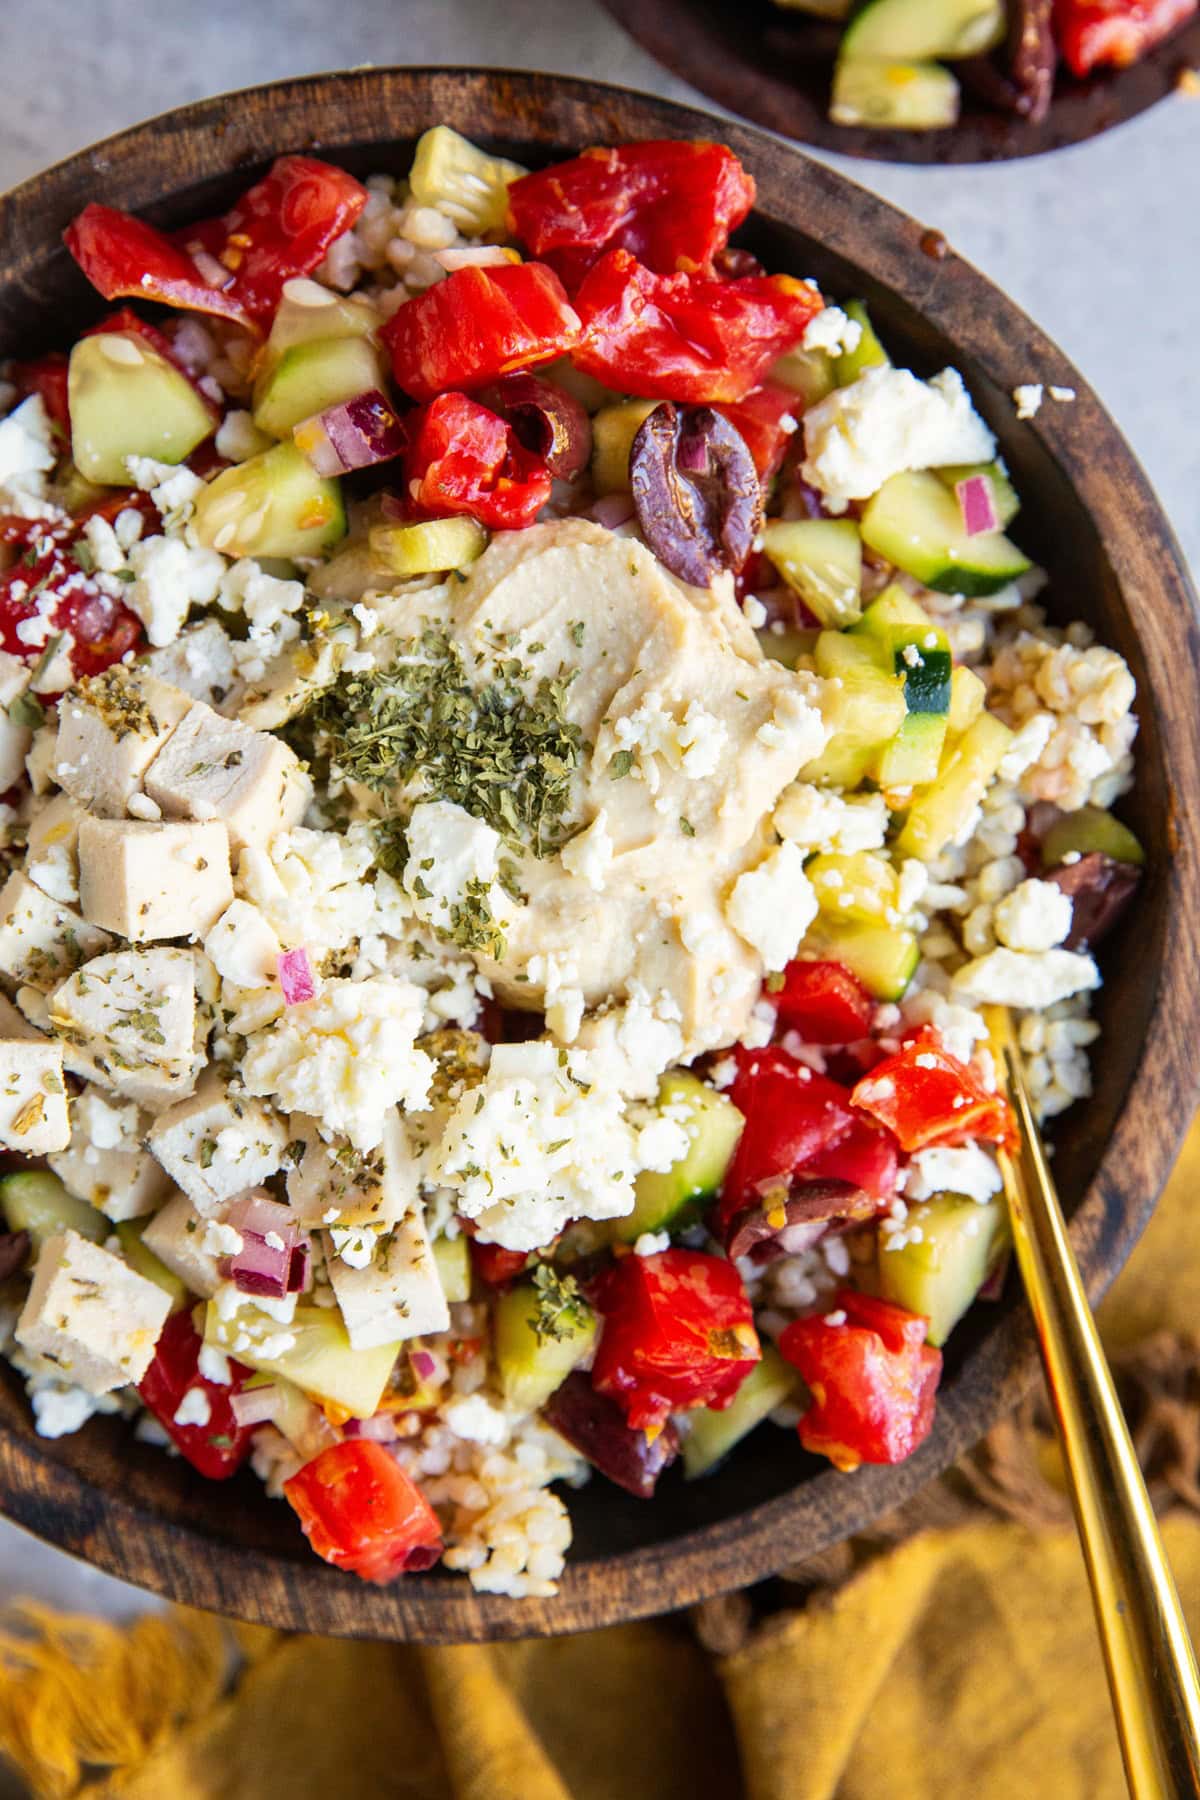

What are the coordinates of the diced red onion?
(225, 1193, 307, 1300)
(956, 473, 999, 537)
(479, 373, 592, 480)
(288, 1240, 312, 1295)
(589, 493, 636, 530)
(230, 1384, 279, 1428)
(293, 389, 407, 478)
(409, 1349, 437, 1382)
(277, 947, 316, 1007)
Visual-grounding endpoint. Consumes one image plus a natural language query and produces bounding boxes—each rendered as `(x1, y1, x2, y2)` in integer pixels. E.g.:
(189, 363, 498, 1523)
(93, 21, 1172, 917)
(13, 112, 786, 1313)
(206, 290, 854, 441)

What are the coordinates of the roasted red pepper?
(9, 356, 71, 443)
(404, 392, 552, 530)
(136, 1309, 256, 1481)
(0, 506, 145, 684)
(382, 262, 581, 403)
(507, 140, 755, 286)
(770, 959, 876, 1045)
(851, 1029, 1016, 1153)
(284, 1440, 444, 1583)
(572, 251, 824, 405)
(780, 1289, 942, 1472)
(1053, 0, 1196, 74)
(716, 380, 800, 480)
(590, 1248, 760, 1432)
(65, 205, 254, 330)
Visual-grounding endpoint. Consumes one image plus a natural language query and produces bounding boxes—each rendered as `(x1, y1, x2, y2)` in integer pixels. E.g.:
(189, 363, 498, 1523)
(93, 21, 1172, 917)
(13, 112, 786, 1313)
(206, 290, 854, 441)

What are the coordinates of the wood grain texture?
(598, 0, 1200, 164)
(0, 68, 1198, 1642)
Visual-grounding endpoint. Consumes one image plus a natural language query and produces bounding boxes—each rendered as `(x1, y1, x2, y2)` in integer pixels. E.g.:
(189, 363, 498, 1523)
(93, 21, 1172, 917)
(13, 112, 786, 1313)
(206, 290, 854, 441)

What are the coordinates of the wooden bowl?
(599, 0, 1200, 164)
(1, 68, 1198, 1643)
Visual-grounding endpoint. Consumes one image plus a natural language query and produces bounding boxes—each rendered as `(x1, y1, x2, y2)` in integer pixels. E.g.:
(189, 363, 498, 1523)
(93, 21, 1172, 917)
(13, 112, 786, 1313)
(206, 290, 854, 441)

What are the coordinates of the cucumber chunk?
(591, 400, 657, 494)
(614, 1072, 745, 1244)
(861, 471, 1031, 597)
(204, 1300, 399, 1418)
(762, 519, 863, 628)
(368, 517, 487, 577)
(682, 1344, 799, 1478)
(253, 336, 385, 439)
(805, 920, 920, 1000)
(854, 589, 952, 713)
(432, 1233, 472, 1305)
(804, 632, 907, 786)
(947, 664, 987, 736)
(873, 711, 948, 789)
(935, 460, 1020, 529)
(833, 299, 890, 388)
(841, 0, 1006, 59)
(831, 59, 961, 130)
(494, 1276, 598, 1412)
(769, 346, 836, 407)
(877, 1191, 1009, 1346)
(0, 1169, 106, 1250)
(409, 126, 526, 235)
(1041, 806, 1145, 869)
(68, 333, 214, 486)
(808, 850, 899, 924)
(261, 284, 379, 377)
(192, 442, 346, 559)
(115, 1218, 187, 1311)
(895, 711, 1013, 861)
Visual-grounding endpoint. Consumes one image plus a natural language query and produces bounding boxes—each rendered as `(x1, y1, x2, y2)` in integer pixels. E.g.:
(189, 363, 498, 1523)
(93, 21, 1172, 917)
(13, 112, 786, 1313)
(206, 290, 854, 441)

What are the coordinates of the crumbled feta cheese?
(173, 1385, 212, 1428)
(1013, 384, 1044, 420)
(402, 800, 516, 950)
(197, 1343, 232, 1384)
(904, 1143, 1003, 1204)
(204, 899, 283, 990)
(0, 396, 57, 500)
(125, 535, 225, 648)
(443, 1392, 511, 1446)
(743, 595, 768, 629)
(993, 878, 1073, 953)
(726, 839, 818, 971)
(30, 1381, 101, 1439)
(636, 1112, 691, 1172)
(560, 809, 614, 893)
(1049, 386, 1076, 404)
(238, 826, 375, 949)
(802, 305, 863, 358)
(214, 410, 273, 463)
(802, 366, 995, 505)
(774, 783, 888, 853)
(953, 947, 1101, 1009)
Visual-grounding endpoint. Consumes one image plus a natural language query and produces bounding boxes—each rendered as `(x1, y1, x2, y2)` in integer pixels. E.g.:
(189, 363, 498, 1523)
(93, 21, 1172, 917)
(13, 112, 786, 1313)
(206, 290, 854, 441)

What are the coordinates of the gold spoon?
(985, 1004, 1200, 1798)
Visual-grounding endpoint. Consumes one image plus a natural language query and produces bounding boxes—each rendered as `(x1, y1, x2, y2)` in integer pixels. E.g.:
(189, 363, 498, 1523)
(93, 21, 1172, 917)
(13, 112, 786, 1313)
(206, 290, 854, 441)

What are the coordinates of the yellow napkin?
(2, 1129, 1198, 1800)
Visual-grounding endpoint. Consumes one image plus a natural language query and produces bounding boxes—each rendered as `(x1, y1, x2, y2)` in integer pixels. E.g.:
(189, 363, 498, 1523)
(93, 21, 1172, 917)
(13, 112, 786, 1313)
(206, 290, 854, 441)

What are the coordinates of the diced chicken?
(324, 1205, 449, 1350)
(25, 792, 86, 905)
(147, 1076, 288, 1215)
(15, 1229, 171, 1392)
(143, 701, 311, 852)
(0, 715, 32, 792)
(55, 669, 191, 817)
(48, 947, 197, 1110)
(77, 817, 233, 941)
(0, 870, 111, 992)
(285, 1109, 418, 1228)
(0, 991, 44, 1041)
(140, 1190, 225, 1297)
(0, 1038, 70, 1152)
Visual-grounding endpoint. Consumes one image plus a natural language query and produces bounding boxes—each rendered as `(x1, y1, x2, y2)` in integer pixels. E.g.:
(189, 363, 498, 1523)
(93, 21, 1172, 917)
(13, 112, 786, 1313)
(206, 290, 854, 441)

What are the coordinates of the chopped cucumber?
(252, 336, 385, 439)
(756, 623, 820, 669)
(409, 126, 526, 235)
(614, 1072, 745, 1244)
(762, 519, 863, 627)
(808, 850, 899, 924)
(815, 627, 890, 679)
(682, 1344, 799, 1478)
(204, 1300, 399, 1418)
(192, 442, 346, 559)
(895, 710, 1013, 861)
(935, 460, 1020, 529)
(873, 710, 948, 788)
(0, 1169, 106, 1250)
(261, 284, 378, 377)
(68, 333, 214, 485)
(833, 299, 890, 388)
(831, 59, 961, 131)
(1041, 806, 1145, 869)
(877, 1191, 1009, 1346)
(115, 1218, 187, 1311)
(854, 589, 952, 713)
(841, 0, 1006, 59)
(494, 1277, 597, 1412)
(804, 631, 907, 786)
(591, 400, 657, 494)
(432, 1233, 472, 1304)
(861, 470, 1031, 597)
(947, 664, 987, 736)
(368, 517, 487, 577)
(769, 346, 836, 407)
(806, 919, 920, 1000)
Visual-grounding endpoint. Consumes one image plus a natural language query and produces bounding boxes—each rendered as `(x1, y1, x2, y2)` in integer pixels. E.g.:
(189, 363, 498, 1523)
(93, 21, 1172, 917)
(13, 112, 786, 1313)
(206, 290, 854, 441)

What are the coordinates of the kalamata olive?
(724, 1179, 875, 1264)
(478, 373, 592, 481)
(0, 1229, 30, 1283)
(1008, 0, 1055, 123)
(630, 402, 762, 587)
(1044, 852, 1141, 952)
(542, 1371, 679, 1499)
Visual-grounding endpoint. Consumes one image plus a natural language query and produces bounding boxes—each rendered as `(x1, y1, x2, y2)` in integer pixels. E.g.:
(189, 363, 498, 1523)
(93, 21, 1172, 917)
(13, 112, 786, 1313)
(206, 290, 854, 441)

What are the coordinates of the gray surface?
(0, 0, 1195, 1621)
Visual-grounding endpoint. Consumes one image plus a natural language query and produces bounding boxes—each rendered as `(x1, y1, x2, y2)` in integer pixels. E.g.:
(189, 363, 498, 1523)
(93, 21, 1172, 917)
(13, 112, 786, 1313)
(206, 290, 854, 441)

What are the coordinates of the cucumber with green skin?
(1041, 806, 1145, 869)
(877, 1191, 1010, 1346)
(833, 299, 890, 387)
(762, 518, 864, 628)
(769, 346, 836, 408)
(831, 58, 961, 130)
(895, 710, 1013, 861)
(253, 336, 386, 438)
(260, 284, 379, 378)
(614, 1072, 745, 1243)
(494, 1277, 597, 1412)
(861, 470, 1031, 597)
(805, 631, 907, 785)
(873, 710, 948, 788)
(853, 589, 953, 713)
(69, 333, 214, 485)
(806, 919, 920, 1000)
(191, 442, 346, 560)
(841, 0, 1006, 60)
(682, 1344, 800, 1479)
(0, 1169, 105, 1252)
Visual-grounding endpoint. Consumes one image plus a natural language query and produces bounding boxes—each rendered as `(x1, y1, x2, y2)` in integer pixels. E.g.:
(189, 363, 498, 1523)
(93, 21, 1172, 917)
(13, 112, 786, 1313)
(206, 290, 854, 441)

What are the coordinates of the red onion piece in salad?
(956, 474, 1000, 537)
(225, 1193, 308, 1299)
(277, 947, 316, 1006)
(543, 1371, 679, 1499)
(630, 401, 761, 587)
(230, 1384, 279, 1428)
(292, 389, 407, 478)
(409, 1349, 438, 1383)
(479, 372, 592, 480)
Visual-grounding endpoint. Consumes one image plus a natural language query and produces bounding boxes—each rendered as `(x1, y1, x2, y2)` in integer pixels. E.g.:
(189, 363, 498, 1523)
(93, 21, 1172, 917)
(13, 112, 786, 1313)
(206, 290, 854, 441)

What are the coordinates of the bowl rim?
(2, 65, 1199, 1642)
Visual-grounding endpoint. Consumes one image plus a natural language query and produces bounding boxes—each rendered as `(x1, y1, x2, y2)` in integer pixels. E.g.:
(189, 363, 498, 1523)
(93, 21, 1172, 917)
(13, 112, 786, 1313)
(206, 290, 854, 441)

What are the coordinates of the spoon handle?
(987, 1006, 1200, 1799)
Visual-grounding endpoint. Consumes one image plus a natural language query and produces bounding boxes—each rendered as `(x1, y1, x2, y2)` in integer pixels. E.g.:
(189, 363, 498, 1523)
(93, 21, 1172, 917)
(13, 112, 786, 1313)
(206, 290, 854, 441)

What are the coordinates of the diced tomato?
(1053, 0, 1196, 75)
(506, 140, 755, 286)
(382, 262, 581, 403)
(9, 356, 71, 442)
(770, 959, 876, 1045)
(0, 510, 145, 683)
(850, 1029, 1016, 1153)
(404, 392, 552, 530)
(780, 1289, 942, 1472)
(64, 204, 254, 329)
(590, 1248, 760, 1432)
(136, 1309, 256, 1480)
(468, 1238, 530, 1287)
(283, 1440, 443, 1583)
(572, 251, 824, 405)
(716, 381, 799, 479)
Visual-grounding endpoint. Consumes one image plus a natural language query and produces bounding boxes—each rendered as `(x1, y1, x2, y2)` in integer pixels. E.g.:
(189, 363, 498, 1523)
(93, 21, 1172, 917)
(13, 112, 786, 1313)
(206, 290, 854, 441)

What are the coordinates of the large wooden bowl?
(1, 69, 1197, 1643)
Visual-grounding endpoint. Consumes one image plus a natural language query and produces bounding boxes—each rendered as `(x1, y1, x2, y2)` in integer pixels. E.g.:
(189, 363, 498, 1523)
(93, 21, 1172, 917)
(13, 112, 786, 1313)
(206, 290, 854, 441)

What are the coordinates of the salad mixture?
(768, 0, 1197, 130)
(0, 132, 1143, 1595)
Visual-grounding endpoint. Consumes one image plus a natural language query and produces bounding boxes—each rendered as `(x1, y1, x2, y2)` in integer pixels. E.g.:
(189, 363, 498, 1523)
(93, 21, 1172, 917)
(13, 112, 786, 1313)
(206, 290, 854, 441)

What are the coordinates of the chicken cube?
(0, 1038, 70, 1153)
(15, 1229, 171, 1393)
(48, 947, 197, 1110)
(0, 871, 111, 992)
(78, 817, 233, 942)
(324, 1206, 449, 1350)
(146, 1076, 288, 1216)
(55, 669, 191, 817)
(140, 1190, 226, 1298)
(25, 792, 86, 905)
(143, 701, 311, 852)
(285, 1110, 418, 1229)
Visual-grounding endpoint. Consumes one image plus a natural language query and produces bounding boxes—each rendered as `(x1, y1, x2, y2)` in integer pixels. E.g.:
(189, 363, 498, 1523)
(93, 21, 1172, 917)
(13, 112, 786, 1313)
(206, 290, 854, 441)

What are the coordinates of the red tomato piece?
(590, 1248, 760, 1432)
(780, 1289, 942, 1472)
(1053, 0, 1196, 74)
(382, 262, 581, 403)
(468, 1238, 530, 1287)
(404, 391, 552, 530)
(716, 381, 800, 479)
(10, 356, 71, 443)
(283, 1440, 444, 1582)
(64, 204, 253, 329)
(770, 959, 876, 1045)
(136, 1309, 256, 1480)
(573, 251, 824, 405)
(850, 1029, 1016, 1153)
(0, 510, 145, 683)
(506, 140, 755, 286)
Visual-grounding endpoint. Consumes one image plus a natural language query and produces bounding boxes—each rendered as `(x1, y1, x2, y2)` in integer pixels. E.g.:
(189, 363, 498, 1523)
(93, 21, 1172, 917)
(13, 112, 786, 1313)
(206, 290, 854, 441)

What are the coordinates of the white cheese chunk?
(802, 366, 996, 506)
(402, 800, 516, 949)
(324, 1204, 449, 1349)
(55, 670, 192, 818)
(143, 701, 311, 852)
(992, 878, 1073, 953)
(725, 839, 818, 972)
(146, 1075, 288, 1215)
(0, 1037, 70, 1153)
(903, 1143, 1003, 1204)
(953, 947, 1101, 1010)
(48, 1089, 171, 1220)
(25, 793, 86, 905)
(0, 870, 111, 992)
(124, 535, 225, 649)
(78, 816, 233, 942)
(143, 619, 243, 715)
(559, 809, 614, 892)
(15, 1229, 171, 1393)
(203, 899, 282, 990)
(774, 783, 889, 853)
(48, 947, 198, 1109)
(140, 1190, 225, 1297)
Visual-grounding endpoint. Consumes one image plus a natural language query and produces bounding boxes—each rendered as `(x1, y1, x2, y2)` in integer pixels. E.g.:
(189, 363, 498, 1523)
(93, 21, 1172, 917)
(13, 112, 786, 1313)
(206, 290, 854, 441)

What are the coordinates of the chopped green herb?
(679, 817, 695, 837)
(530, 1264, 588, 1345)
(608, 749, 635, 781)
